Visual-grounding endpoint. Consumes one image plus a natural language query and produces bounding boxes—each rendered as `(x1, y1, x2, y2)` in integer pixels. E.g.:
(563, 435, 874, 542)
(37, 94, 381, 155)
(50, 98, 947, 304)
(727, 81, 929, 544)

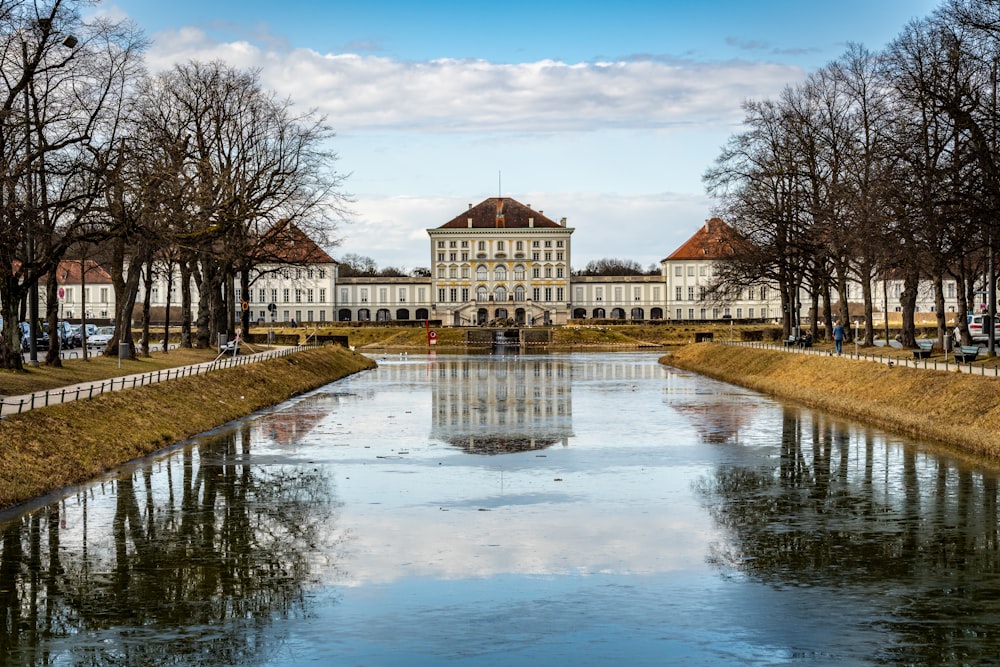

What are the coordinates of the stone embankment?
(0, 345, 376, 511)
(661, 342, 1000, 461)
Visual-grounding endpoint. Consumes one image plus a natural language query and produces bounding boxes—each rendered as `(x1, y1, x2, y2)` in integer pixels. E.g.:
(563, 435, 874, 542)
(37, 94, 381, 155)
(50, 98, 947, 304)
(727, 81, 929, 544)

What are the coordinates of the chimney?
(560, 217, 567, 227)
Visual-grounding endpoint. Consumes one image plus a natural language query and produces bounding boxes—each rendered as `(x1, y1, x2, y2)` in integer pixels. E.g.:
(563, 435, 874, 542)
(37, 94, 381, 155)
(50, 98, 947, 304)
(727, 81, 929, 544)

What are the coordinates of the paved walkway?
(1, 345, 306, 418)
(727, 340, 1000, 376)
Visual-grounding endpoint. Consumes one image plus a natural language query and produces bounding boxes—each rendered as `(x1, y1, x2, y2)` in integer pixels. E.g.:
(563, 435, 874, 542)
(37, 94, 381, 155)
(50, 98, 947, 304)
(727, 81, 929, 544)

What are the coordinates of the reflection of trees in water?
(696, 406, 1000, 664)
(0, 423, 344, 666)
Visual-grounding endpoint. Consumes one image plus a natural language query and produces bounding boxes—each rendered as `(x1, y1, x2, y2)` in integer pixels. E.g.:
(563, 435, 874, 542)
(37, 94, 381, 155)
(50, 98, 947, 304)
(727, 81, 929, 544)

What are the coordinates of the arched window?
(494, 265, 507, 281)
(476, 265, 488, 281)
(513, 264, 525, 280)
(514, 285, 525, 301)
(495, 286, 507, 302)
(477, 286, 488, 301)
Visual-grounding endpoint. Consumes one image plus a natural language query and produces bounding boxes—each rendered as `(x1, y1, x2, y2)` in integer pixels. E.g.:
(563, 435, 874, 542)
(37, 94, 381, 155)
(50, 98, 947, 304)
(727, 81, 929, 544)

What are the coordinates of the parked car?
(70, 323, 98, 348)
(967, 314, 1000, 342)
(53, 321, 76, 349)
(86, 326, 115, 349)
(19, 322, 49, 352)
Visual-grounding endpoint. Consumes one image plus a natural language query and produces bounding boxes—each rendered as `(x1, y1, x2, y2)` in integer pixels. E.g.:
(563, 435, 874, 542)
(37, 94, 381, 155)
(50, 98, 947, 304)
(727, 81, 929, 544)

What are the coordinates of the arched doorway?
(338, 308, 352, 321)
(611, 308, 626, 320)
(376, 309, 391, 322)
(396, 308, 410, 321)
(477, 308, 488, 325)
(651, 307, 663, 320)
(593, 308, 606, 319)
(358, 309, 371, 321)
(515, 308, 526, 325)
(415, 308, 429, 320)
(495, 307, 508, 321)
(573, 308, 587, 319)
(631, 307, 644, 321)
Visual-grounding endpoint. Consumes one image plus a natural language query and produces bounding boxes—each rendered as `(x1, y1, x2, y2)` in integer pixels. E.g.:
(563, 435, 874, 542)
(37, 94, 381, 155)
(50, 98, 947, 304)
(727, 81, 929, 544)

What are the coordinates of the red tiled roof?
(14, 259, 114, 284)
(437, 197, 563, 229)
(260, 223, 335, 264)
(664, 218, 740, 261)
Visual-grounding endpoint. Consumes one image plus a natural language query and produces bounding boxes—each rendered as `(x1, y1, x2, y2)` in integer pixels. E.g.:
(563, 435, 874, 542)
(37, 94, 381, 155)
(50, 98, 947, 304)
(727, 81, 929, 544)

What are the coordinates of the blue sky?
(102, 0, 942, 271)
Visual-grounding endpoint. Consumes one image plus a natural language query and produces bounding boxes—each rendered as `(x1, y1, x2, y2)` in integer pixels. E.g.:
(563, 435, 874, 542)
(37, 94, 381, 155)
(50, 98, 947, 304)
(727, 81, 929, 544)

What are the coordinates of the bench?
(912, 340, 934, 359)
(784, 337, 796, 348)
(954, 345, 981, 363)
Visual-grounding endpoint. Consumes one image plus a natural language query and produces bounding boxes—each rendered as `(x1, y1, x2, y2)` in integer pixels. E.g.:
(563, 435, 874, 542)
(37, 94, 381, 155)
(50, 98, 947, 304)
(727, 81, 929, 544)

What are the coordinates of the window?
(675, 286, 682, 300)
(319, 269, 326, 279)
(687, 287, 694, 300)
(295, 269, 302, 280)
(514, 265, 525, 280)
(545, 252, 552, 261)
(544, 267, 552, 278)
(676, 308, 683, 319)
(437, 253, 445, 261)
(235, 288, 241, 301)
(760, 286, 767, 300)
(283, 288, 290, 302)
(477, 265, 488, 281)
(340, 288, 348, 303)
(516, 241, 523, 251)
(596, 287, 603, 301)
(544, 288, 552, 301)
(544, 241, 552, 248)
(533, 252, 540, 261)
(556, 287, 564, 301)
(461, 241, 468, 248)
(307, 289, 314, 303)
(556, 267, 564, 278)
(699, 286, 706, 300)
(100, 287, 109, 303)
(319, 288, 326, 302)
(449, 288, 457, 302)
(687, 266, 694, 277)
(533, 288, 541, 300)
(461, 266, 470, 279)
(515, 286, 525, 301)
(674, 266, 682, 276)
(478, 241, 486, 251)
(295, 289, 302, 303)
(379, 288, 388, 303)
(307, 269, 314, 279)
(556, 252, 563, 261)
(615, 287, 622, 301)
(449, 240, 456, 248)
(360, 288, 368, 303)
(634, 287, 641, 301)
(449, 253, 456, 261)
(495, 286, 507, 301)
(462, 252, 469, 261)
(575, 287, 583, 301)
(736, 308, 743, 318)
(258, 288, 266, 302)
(477, 286, 488, 301)
(461, 288, 469, 301)
(450, 266, 458, 278)
(532, 267, 540, 278)
(556, 241, 563, 247)
(438, 241, 445, 248)
(497, 241, 505, 251)
(399, 288, 406, 302)
(438, 267, 445, 278)
(532, 241, 540, 248)
(438, 288, 446, 301)
(749, 308, 755, 318)
(271, 288, 278, 303)
(495, 266, 507, 281)
(747, 287, 755, 300)
(688, 308, 695, 319)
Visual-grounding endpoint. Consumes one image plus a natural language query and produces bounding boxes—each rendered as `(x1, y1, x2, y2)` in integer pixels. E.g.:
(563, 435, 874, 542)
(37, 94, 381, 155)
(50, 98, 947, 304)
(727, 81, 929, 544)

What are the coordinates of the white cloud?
(142, 27, 804, 134)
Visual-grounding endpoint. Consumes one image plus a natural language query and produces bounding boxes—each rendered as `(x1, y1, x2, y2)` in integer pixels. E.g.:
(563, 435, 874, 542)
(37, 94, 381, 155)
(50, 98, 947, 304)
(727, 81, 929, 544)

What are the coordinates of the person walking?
(832, 321, 846, 355)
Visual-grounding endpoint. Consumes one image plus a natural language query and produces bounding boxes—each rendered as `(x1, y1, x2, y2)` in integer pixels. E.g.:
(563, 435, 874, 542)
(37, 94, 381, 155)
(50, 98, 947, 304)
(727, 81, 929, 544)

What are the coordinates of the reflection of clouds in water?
(333, 507, 716, 585)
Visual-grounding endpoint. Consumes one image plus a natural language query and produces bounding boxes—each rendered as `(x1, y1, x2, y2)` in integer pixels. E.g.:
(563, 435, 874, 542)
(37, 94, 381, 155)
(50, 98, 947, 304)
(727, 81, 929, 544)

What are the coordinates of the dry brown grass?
(0, 346, 376, 510)
(662, 343, 1000, 461)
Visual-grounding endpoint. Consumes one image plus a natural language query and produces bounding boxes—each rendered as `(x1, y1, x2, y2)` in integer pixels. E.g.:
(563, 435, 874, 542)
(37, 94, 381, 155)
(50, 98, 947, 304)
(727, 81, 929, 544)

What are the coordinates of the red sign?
(58, 287, 65, 299)
(429, 330, 437, 345)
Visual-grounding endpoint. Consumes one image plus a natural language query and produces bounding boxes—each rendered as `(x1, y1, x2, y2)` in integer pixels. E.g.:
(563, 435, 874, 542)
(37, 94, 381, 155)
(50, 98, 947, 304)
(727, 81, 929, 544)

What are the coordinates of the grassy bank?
(0, 345, 376, 510)
(662, 343, 1000, 460)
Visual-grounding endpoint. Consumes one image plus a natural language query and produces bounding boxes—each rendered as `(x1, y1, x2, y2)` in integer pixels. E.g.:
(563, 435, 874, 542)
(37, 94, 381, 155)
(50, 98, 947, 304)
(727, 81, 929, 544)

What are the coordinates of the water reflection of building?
(428, 356, 573, 454)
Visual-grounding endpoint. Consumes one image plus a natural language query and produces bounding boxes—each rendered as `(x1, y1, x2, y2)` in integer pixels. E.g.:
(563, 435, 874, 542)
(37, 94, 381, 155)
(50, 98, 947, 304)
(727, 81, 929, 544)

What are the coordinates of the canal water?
(2, 351, 1000, 665)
